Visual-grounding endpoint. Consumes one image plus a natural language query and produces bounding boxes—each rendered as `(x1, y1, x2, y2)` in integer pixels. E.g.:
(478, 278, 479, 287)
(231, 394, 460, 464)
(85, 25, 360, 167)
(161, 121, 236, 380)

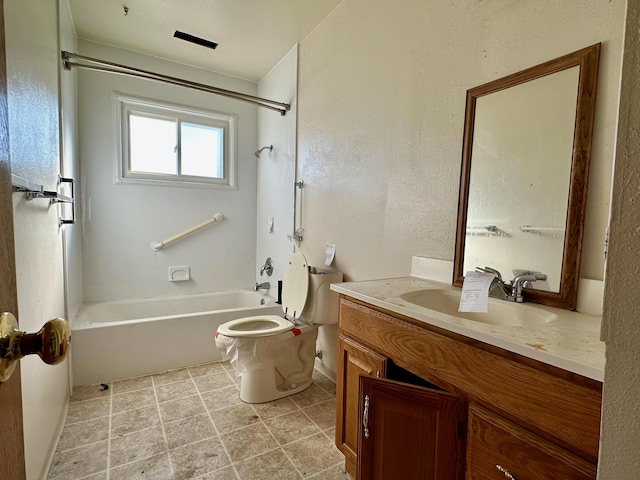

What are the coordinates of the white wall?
(296, 0, 625, 375)
(599, 2, 640, 476)
(255, 45, 297, 296)
(78, 41, 260, 302)
(60, 0, 82, 330)
(5, 0, 71, 478)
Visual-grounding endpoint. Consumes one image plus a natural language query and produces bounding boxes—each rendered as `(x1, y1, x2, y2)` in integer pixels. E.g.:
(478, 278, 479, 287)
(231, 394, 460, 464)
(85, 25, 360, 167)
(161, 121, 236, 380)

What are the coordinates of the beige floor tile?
(303, 399, 337, 430)
(70, 384, 110, 403)
(306, 464, 353, 479)
(159, 394, 206, 423)
(234, 448, 302, 480)
(264, 411, 321, 445)
(111, 388, 156, 414)
(220, 423, 278, 462)
(77, 473, 107, 480)
(111, 405, 161, 436)
(155, 378, 198, 403)
(210, 403, 260, 433)
(197, 465, 240, 480)
(312, 370, 337, 397)
(170, 437, 231, 479)
(164, 413, 217, 449)
(188, 361, 228, 378)
(290, 384, 333, 409)
(323, 427, 337, 443)
(109, 453, 173, 480)
(47, 440, 108, 480)
(66, 397, 110, 424)
(251, 397, 297, 420)
(153, 368, 191, 386)
(109, 426, 168, 468)
(283, 432, 344, 477)
(201, 385, 243, 412)
(193, 371, 234, 393)
(112, 375, 153, 394)
(56, 416, 109, 452)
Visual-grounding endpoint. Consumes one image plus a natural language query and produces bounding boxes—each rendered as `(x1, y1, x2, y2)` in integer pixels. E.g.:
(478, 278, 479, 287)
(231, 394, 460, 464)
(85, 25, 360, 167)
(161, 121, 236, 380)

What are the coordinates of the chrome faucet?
(475, 267, 547, 303)
(254, 282, 270, 292)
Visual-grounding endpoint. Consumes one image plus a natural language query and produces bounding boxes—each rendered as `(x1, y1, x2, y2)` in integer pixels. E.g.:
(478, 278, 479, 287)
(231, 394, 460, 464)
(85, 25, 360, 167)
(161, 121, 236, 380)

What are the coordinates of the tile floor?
(47, 362, 351, 480)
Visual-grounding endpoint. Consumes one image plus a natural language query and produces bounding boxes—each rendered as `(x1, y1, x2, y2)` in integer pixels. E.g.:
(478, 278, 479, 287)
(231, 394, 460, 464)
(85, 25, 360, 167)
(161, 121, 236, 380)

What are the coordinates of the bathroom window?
(114, 93, 236, 188)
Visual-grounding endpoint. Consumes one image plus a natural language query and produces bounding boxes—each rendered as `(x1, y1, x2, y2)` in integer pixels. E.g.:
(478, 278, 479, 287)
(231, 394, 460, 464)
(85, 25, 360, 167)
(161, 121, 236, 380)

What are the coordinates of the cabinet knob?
(496, 465, 516, 480)
(0, 312, 70, 382)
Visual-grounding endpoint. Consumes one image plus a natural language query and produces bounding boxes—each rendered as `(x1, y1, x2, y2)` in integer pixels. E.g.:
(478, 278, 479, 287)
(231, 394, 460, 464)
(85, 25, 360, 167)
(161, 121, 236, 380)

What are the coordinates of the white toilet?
(215, 251, 342, 403)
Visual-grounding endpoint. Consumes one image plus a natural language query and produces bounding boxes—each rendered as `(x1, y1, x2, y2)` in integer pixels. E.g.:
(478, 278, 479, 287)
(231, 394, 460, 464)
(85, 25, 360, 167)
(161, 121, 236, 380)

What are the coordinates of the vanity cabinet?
(335, 296, 602, 480)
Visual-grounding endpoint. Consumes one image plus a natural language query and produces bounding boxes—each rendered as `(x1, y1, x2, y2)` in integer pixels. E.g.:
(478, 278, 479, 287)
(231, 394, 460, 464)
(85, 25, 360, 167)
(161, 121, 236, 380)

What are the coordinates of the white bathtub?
(71, 290, 282, 386)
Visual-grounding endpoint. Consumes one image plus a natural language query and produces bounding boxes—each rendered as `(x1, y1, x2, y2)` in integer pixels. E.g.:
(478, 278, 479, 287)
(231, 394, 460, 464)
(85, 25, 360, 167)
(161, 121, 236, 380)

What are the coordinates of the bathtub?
(71, 290, 282, 386)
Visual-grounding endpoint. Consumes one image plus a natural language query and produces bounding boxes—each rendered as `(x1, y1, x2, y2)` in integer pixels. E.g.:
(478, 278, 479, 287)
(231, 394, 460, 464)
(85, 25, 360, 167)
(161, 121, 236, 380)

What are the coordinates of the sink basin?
(399, 289, 557, 326)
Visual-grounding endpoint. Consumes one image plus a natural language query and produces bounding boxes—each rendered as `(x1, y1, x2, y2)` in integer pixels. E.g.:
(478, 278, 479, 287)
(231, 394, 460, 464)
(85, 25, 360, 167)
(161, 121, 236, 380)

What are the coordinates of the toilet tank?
(301, 267, 343, 325)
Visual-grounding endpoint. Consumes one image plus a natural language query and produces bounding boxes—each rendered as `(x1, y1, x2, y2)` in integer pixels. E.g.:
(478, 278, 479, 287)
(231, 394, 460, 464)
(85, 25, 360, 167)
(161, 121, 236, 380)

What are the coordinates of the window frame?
(113, 92, 237, 189)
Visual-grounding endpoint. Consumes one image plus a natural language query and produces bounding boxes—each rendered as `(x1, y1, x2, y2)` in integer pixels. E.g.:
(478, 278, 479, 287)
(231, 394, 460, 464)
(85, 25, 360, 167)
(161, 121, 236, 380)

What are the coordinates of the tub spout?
(254, 282, 270, 292)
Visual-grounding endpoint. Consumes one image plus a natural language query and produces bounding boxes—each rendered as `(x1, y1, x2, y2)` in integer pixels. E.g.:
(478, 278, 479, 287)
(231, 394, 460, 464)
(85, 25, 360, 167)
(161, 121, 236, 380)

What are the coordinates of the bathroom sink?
(399, 289, 557, 326)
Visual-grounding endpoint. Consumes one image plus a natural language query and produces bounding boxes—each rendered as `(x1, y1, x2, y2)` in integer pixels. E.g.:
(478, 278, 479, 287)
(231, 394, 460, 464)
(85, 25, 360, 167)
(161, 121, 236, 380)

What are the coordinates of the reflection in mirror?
(464, 66, 580, 292)
(454, 44, 600, 310)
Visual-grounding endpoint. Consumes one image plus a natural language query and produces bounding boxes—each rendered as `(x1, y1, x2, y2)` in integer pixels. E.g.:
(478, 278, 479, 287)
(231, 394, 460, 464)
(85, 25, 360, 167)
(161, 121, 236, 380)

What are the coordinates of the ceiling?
(67, 0, 343, 82)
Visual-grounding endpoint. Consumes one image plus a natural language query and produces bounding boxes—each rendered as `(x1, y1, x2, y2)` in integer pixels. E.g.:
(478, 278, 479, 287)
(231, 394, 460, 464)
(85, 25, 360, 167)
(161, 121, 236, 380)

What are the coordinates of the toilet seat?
(216, 315, 294, 338)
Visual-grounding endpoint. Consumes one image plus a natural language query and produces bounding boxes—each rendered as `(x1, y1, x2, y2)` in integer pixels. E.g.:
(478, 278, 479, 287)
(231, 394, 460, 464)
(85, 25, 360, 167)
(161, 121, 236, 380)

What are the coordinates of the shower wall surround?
(78, 41, 260, 302)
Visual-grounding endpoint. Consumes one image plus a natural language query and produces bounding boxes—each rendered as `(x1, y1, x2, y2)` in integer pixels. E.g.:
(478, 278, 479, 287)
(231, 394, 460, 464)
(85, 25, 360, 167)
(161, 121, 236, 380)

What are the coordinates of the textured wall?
(78, 41, 260, 302)
(297, 0, 623, 283)
(296, 0, 625, 376)
(599, 1, 640, 476)
(5, 0, 70, 478)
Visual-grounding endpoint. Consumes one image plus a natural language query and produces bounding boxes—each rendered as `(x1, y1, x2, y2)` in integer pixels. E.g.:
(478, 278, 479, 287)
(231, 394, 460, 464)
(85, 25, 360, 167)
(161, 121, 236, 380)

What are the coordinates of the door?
(0, 0, 26, 478)
(336, 334, 387, 476)
(357, 376, 463, 480)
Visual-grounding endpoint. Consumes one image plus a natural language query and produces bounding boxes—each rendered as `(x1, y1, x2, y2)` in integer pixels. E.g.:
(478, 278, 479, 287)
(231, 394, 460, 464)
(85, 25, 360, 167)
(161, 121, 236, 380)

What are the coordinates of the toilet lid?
(282, 251, 309, 319)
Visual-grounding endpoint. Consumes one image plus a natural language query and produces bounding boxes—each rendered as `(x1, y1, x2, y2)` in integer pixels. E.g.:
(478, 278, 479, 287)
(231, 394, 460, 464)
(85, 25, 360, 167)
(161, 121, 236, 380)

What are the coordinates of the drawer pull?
(496, 465, 516, 479)
(363, 394, 370, 439)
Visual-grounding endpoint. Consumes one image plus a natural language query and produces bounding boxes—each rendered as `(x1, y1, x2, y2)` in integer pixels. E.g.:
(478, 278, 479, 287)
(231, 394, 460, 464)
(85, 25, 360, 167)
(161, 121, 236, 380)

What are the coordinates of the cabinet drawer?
(466, 405, 596, 480)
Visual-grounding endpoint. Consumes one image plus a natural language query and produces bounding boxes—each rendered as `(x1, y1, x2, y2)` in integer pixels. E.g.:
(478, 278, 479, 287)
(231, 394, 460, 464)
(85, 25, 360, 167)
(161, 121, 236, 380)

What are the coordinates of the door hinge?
(603, 227, 609, 260)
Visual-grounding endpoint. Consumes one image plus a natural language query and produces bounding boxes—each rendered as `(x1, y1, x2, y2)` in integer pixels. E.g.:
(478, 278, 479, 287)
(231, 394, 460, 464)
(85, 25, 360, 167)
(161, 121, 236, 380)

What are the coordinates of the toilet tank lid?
(282, 251, 309, 319)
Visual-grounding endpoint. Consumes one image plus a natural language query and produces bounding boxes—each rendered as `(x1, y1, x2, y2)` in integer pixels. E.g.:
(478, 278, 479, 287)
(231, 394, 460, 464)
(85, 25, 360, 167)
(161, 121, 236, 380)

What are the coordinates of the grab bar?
(150, 213, 224, 251)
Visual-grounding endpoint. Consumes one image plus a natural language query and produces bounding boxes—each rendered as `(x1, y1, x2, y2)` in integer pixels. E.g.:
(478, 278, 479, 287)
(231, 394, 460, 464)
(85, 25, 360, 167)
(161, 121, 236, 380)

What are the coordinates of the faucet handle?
(475, 266, 503, 281)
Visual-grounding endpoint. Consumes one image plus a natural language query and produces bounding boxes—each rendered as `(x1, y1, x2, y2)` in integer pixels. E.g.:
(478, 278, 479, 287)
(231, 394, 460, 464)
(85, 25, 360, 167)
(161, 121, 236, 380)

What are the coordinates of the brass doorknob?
(0, 312, 70, 382)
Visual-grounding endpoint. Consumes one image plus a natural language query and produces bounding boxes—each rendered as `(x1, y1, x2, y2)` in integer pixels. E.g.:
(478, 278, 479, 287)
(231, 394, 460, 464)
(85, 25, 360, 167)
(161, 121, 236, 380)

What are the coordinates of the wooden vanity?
(334, 292, 603, 479)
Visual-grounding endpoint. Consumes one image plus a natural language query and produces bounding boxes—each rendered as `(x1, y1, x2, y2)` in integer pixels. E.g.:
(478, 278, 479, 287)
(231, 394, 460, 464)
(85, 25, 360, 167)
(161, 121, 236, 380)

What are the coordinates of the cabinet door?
(336, 334, 387, 476)
(358, 376, 462, 480)
(466, 404, 596, 480)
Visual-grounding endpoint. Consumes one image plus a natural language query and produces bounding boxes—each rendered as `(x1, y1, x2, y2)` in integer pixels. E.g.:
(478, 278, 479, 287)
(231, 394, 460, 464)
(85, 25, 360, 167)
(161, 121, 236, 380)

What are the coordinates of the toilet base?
(239, 367, 313, 403)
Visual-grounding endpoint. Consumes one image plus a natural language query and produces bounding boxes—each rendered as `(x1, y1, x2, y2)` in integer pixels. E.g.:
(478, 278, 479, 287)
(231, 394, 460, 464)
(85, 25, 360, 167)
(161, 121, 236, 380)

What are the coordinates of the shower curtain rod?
(61, 51, 291, 116)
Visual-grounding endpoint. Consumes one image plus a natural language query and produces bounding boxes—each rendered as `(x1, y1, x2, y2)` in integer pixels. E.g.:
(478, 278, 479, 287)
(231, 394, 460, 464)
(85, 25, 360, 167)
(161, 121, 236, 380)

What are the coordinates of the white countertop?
(331, 276, 605, 382)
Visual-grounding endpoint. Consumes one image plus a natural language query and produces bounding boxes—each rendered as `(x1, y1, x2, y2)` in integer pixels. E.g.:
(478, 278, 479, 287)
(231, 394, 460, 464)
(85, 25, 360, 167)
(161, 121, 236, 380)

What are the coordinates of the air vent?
(173, 30, 218, 50)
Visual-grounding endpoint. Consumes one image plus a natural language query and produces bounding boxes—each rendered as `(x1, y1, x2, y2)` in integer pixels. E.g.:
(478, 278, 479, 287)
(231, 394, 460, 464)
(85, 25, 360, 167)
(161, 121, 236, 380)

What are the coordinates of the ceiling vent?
(173, 30, 218, 50)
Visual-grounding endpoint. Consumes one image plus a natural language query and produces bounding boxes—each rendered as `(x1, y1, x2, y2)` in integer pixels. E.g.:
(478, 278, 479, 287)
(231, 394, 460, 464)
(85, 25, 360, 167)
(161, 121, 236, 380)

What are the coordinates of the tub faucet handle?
(260, 257, 273, 277)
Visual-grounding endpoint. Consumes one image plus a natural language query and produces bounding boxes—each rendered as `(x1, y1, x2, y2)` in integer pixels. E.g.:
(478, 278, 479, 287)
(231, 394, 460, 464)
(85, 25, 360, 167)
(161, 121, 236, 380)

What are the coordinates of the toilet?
(215, 251, 342, 403)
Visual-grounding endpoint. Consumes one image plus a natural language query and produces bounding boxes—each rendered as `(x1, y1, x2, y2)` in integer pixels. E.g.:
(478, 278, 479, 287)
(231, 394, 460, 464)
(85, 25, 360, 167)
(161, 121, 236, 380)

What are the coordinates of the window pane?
(129, 114, 177, 175)
(180, 122, 223, 178)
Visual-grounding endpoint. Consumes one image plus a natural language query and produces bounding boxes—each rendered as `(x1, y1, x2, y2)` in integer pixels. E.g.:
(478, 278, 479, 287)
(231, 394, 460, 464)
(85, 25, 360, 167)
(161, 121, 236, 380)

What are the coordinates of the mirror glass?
(454, 44, 600, 310)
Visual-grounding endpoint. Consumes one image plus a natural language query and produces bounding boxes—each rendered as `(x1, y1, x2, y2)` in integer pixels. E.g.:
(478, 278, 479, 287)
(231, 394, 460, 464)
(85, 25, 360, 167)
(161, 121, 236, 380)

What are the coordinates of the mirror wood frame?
(453, 43, 601, 310)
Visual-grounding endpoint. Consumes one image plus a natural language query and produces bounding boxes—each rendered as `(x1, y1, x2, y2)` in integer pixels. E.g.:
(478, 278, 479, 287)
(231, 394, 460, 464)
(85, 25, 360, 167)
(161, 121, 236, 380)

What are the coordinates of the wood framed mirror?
(453, 44, 600, 310)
